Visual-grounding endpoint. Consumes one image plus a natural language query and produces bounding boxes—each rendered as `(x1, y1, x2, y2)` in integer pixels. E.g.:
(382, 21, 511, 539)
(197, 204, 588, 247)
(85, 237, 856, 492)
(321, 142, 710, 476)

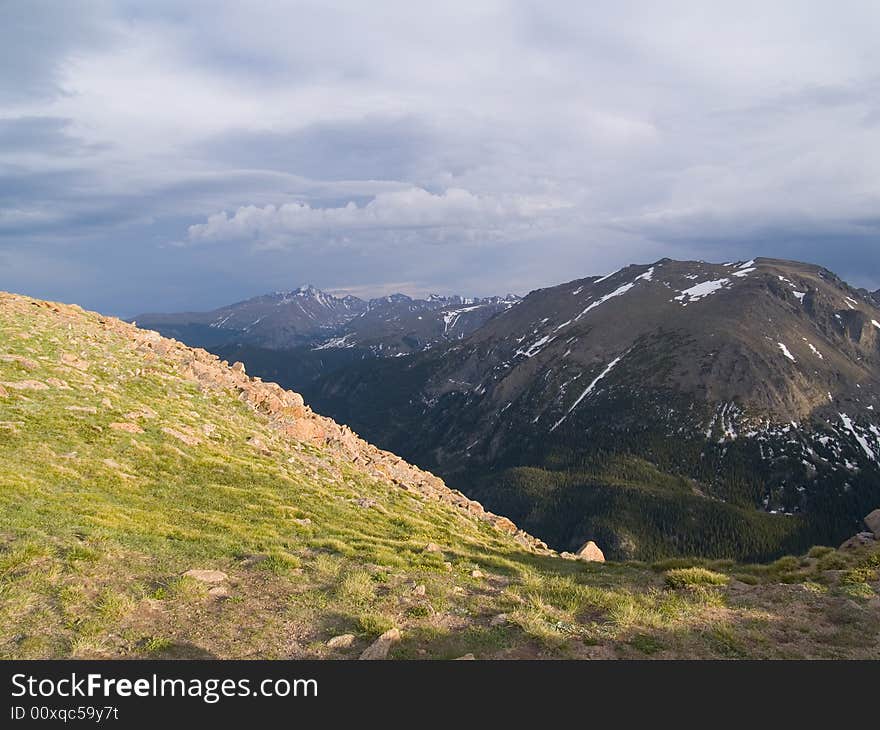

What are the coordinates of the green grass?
(1, 292, 879, 660)
(664, 568, 729, 589)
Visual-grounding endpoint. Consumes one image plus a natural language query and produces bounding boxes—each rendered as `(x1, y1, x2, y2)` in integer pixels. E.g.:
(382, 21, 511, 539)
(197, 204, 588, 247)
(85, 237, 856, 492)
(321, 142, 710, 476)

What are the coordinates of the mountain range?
(3, 289, 879, 659)
(139, 257, 880, 562)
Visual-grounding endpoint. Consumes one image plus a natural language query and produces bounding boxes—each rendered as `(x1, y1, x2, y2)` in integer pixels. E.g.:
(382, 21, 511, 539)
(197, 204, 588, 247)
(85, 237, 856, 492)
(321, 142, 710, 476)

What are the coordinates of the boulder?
(358, 628, 400, 660)
(231, 361, 246, 374)
(412, 584, 426, 596)
(424, 542, 442, 553)
(575, 540, 606, 562)
(183, 569, 228, 583)
(327, 634, 356, 649)
(865, 509, 880, 539)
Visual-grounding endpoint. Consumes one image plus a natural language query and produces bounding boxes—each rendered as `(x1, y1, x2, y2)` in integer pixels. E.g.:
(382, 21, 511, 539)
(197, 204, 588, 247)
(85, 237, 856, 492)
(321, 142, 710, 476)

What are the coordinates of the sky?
(1, 0, 879, 316)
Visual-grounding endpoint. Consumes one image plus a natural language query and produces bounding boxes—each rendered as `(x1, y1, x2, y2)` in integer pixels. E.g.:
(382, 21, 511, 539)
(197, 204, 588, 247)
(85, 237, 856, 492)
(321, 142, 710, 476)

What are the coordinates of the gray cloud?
(1, 1, 879, 315)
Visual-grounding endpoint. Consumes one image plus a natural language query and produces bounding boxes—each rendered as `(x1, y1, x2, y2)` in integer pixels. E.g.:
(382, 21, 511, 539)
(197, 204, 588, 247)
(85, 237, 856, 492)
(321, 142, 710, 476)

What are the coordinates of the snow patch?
(550, 355, 623, 432)
(777, 342, 796, 362)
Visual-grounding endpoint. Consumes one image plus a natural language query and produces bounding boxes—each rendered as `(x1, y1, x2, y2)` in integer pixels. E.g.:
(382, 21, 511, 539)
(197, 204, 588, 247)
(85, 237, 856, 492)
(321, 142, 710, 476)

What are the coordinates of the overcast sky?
(2, 1, 879, 316)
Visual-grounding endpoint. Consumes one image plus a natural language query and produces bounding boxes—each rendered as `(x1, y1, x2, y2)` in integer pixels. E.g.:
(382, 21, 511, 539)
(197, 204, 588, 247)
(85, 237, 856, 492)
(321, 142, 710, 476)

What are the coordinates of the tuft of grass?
(664, 567, 728, 589)
(356, 613, 395, 636)
(337, 570, 376, 605)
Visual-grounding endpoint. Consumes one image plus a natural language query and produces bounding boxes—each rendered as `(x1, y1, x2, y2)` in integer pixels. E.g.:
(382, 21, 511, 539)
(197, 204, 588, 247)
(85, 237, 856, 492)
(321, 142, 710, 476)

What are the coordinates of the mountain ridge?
(2, 289, 880, 659)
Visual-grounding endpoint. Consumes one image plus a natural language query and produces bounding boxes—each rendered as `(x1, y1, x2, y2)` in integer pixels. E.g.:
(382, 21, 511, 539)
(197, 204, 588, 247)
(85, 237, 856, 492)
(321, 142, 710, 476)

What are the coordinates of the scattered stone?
(412, 584, 426, 596)
(293, 517, 312, 526)
(327, 634, 356, 649)
(247, 435, 270, 453)
(865, 509, 880, 539)
(575, 540, 606, 563)
(60, 352, 90, 370)
(358, 628, 401, 660)
(231, 361, 246, 374)
(162, 427, 202, 446)
(454, 653, 476, 660)
(102, 458, 124, 470)
(0, 354, 38, 369)
(208, 585, 229, 598)
(66, 405, 98, 414)
(183, 569, 228, 584)
(46, 377, 70, 389)
(489, 614, 508, 627)
(1, 380, 48, 390)
(424, 542, 442, 553)
(559, 551, 576, 560)
(353, 498, 377, 509)
(110, 422, 144, 434)
(470, 569, 483, 579)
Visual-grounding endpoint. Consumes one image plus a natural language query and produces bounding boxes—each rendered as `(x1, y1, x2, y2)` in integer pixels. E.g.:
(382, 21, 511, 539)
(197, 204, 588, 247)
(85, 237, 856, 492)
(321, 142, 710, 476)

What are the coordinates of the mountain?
(135, 286, 519, 355)
(3, 290, 879, 660)
(305, 258, 880, 560)
(135, 286, 367, 350)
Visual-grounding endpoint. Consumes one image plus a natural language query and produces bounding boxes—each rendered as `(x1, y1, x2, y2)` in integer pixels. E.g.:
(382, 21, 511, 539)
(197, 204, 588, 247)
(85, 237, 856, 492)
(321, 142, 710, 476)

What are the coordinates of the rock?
(293, 518, 312, 526)
(490, 614, 508, 627)
(66, 405, 97, 414)
(1, 380, 48, 390)
(110, 422, 144, 434)
(575, 540, 605, 562)
(841, 531, 876, 549)
(0, 354, 38, 369)
(162, 427, 202, 446)
(424, 542, 442, 553)
(358, 628, 400, 660)
(183, 569, 228, 583)
(353, 498, 377, 509)
(865, 510, 880, 539)
(454, 653, 476, 660)
(208, 585, 229, 598)
(46, 377, 70, 389)
(327, 634, 356, 649)
(560, 551, 576, 560)
(412, 584, 426, 596)
(470, 570, 483, 579)
(231, 361, 246, 374)
(491, 516, 518, 534)
(0, 384, 7, 397)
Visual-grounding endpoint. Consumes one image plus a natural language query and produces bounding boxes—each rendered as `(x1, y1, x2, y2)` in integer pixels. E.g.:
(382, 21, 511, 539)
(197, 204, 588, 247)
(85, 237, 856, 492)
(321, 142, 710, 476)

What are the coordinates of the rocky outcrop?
(865, 509, 880, 539)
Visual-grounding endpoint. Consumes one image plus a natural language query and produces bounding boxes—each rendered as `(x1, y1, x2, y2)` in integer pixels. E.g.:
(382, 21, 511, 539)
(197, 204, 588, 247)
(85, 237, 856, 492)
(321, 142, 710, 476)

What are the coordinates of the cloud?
(2, 1, 880, 314)
(186, 187, 572, 247)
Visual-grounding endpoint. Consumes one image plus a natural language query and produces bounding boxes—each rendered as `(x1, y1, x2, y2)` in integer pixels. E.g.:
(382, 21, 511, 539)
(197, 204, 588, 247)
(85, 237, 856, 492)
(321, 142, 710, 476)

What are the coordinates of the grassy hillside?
(1, 291, 878, 659)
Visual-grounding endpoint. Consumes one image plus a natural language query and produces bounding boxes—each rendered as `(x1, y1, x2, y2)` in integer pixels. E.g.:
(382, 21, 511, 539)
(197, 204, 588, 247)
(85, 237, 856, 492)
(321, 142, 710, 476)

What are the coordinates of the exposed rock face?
(865, 509, 880, 539)
(575, 541, 606, 562)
